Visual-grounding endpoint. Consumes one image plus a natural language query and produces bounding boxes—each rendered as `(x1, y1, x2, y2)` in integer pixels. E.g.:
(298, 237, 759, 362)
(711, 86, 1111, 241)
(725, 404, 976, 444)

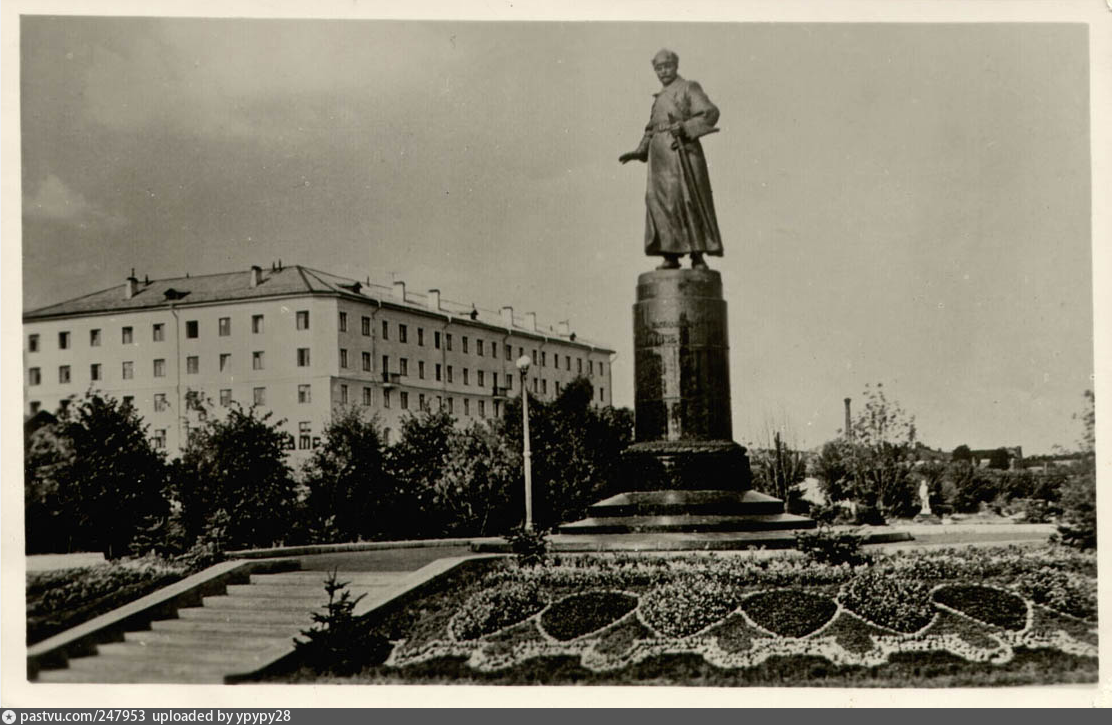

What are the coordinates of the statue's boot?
(690, 253, 709, 270)
(657, 255, 681, 270)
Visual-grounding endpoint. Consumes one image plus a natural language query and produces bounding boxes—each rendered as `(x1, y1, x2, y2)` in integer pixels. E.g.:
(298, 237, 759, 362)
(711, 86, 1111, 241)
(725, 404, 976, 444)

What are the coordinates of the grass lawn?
(262, 544, 1097, 687)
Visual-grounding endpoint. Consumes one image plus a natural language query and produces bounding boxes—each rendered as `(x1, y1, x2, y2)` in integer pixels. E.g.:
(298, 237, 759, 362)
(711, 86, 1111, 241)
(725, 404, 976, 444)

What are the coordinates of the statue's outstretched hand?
(619, 150, 645, 164)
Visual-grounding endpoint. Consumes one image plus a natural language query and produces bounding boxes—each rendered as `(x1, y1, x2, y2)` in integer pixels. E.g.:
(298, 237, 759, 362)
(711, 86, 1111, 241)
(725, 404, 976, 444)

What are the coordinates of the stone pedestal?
(559, 268, 814, 537)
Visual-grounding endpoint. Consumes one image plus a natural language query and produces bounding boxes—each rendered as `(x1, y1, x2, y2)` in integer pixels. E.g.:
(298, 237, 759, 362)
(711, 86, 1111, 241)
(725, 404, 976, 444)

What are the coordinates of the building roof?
(24, 264, 614, 352)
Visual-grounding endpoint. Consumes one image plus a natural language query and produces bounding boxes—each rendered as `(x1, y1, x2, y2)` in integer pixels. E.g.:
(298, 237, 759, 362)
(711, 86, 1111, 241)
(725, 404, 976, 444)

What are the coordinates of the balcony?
(491, 385, 510, 399)
(382, 372, 402, 387)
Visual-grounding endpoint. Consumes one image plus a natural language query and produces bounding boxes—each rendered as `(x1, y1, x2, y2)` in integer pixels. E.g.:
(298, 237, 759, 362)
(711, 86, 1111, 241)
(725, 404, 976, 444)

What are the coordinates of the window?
(541, 351, 546, 367)
(382, 355, 389, 375)
(464, 398, 470, 416)
(362, 352, 371, 372)
(58, 331, 70, 350)
(399, 358, 408, 376)
(122, 361, 134, 380)
(505, 344, 512, 361)
(463, 368, 469, 386)
(478, 370, 485, 387)
(253, 387, 266, 406)
(362, 316, 371, 336)
(220, 389, 232, 407)
(381, 320, 389, 340)
(506, 375, 513, 390)
(418, 361, 425, 379)
(541, 379, 547, 395)
(566, 356, 571, 371)
(28, 334, 39, 352)
(419, 393, 426, 410)
(340, 349, 348, 368)
(556, 381, 561, 395)
(436, 395, 443, 410)
(519, 347, 524, 359)
(89, 363, 101, 381)
(153, 429, 166, 449)
(338, 312, 347, 332)
(340, 384, 349, 404)
(533, 378, 539, 393)
(296, 310, 310, 330)
(220, 353, 231, 371)
(28, 367, 41, 386)
(476, 338, 483, 356)
(383, 390, 391, 409)
(399, 324, 408, 343)
(446, 334, 453, 351)
(216, 317, 230, 337)
(362, 387, 372, 406)
(298, 384, 311, 404)
(447, 366, 454, 383)
(435, 363, 442, 381)
(299, 421, 312, 450)
(154, 393, 168, 412)
(253, 351, 264, 370)
(494, 400, 501, 417)
(492, 372, 498, 388)
(478, 400, 486, 418)
(533, 350, 538, 365)
(577, 358, 583, 374)
(90, 329, 101, 347)
(552, 354, 558, 369)
(154, 359, 166, 378)
(123, 396, 134, 408)
(590, 360, 595, 375)
(462, 336, 469, 354)
(153, 323, 164, 342)
(600, 387, 605, 402)
(491, 341, 497, 357)
(186, 356, 199, 374)
(400, 391, 409, 410)
(417, 328, 424, 346)
(252, 315, 264, 334)
(447, 397, 454, 414)
(186, 320, 198, 338)
(121, 327, 133, 344)
(435, 331, 441, 349)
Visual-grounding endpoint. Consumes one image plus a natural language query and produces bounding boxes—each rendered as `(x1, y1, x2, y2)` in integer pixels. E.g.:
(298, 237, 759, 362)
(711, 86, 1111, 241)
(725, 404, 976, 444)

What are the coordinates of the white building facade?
(23, 264, 616, 464)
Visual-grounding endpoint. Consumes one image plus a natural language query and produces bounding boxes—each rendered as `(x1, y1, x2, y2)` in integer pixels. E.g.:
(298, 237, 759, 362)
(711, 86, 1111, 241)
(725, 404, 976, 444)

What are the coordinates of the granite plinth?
(621, 440, 752, 491)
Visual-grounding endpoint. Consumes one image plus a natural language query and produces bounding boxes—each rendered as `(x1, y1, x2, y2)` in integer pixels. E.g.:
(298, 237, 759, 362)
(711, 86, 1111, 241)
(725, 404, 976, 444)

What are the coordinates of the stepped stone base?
(558, 488, 816, 536)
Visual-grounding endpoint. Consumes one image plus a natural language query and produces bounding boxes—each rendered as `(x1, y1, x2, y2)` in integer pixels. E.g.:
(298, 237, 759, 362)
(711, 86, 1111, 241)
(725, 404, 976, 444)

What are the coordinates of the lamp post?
(516, 355, 534, 532)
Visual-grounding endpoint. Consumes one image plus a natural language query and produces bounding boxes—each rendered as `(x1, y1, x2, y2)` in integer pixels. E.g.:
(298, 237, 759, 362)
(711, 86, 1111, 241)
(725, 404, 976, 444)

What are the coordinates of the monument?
(560, 50, 814, 537)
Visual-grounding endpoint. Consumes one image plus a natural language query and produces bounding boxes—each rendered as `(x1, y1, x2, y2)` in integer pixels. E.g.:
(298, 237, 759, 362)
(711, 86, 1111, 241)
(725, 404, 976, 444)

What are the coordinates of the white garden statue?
(919, 480, 932, 516)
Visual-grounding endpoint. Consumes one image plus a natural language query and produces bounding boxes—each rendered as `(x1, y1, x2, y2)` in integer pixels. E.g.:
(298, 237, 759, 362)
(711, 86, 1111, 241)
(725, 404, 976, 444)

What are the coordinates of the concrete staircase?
(35, 570, 408, 684)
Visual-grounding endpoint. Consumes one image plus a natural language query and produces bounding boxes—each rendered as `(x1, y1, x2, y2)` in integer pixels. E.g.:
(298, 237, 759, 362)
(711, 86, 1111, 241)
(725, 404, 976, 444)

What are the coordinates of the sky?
(19, 16, 1093, 455)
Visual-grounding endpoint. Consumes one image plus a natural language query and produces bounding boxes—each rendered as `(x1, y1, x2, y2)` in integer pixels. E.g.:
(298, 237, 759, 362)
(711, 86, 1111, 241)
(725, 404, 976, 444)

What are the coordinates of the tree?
(434, 421, 520, 535)
(987, 447, 1011, 470)
(1057, 389, 1096, 549)
(24, 393, 170, 557)
(951, 444, 973, 463)
(751, 429, 807, 503)
(385, 409, 457, 538)
(174, 403, 297, 550)
(302, 407, 396, 543)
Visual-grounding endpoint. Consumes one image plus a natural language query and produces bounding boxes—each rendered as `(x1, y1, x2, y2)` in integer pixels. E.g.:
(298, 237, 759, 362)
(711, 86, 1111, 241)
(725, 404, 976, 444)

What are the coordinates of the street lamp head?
(515, 355, 532, 373)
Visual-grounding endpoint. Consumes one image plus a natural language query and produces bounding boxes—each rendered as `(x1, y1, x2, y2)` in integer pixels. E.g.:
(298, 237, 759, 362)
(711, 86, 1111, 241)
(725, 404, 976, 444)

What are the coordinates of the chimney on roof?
(427, 289, 441, 311)
(558, 320, 571, 337)
(501, 306, 514, 327)
(525, 312, 537, 332)
(124, 273, 139, 300)
(144, 274, 149, 286)
(392, 280, 406, 301)
(250, 265, 263, 288)
(844, 398, 853, 441)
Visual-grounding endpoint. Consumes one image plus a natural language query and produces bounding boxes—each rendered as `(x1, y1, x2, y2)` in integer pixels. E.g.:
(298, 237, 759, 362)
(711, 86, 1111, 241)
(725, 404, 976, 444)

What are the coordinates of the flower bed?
(741, 590, 838, 638)
(932, 585, 1028, 631)
(838, 571, 934, 633)
(639, 576, 739, 638)
(539, 591, 638, 641)
(448, 581, 546, 641)
(1013, 568, 1096, 621)
(27, 557, 189, 644)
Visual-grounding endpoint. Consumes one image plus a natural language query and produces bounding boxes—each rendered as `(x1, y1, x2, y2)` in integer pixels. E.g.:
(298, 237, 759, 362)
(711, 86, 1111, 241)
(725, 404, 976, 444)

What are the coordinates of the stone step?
(249, 571, 407, 586)
(224, 583, 394, 598)
(559, 512, 817, 535)
(36, 665, 228, 685)
(149, 619, 299, 636)
(175, 606, 313, 625)
(586, 489, 786, 518)
(124, 629, 291, 649)
(94, 642, 282, 666)
(200, 594, 333, 612)
(64, 653, 251, 679)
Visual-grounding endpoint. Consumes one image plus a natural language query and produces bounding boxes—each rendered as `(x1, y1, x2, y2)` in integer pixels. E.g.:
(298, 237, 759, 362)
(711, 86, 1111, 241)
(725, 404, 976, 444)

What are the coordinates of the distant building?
(23, 264, 616, 463)
(969, 447, 1024, 470)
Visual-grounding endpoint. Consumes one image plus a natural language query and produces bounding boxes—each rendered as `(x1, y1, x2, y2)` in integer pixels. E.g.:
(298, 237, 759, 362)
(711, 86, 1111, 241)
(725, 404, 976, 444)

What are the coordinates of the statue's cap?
(652, 48, 679, 66)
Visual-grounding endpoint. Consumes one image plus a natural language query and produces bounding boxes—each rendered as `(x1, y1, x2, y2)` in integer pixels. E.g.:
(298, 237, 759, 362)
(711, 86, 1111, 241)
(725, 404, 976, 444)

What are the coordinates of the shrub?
(793, 527, 871, 567)
(1013, 568, 1096, 621)
(639, 575, 739, 638)
(1055, 473, 1095, 550)
(741, 590, 838, 638)
(449, 581, 546, 641)
(295, 570, 391, 675)
(539, 591, 638, 641)
(505, 527, 549, 568)
(932, 585, 1027, 631)
(839, 571, 934, 633)
(853, 504, 886, 526)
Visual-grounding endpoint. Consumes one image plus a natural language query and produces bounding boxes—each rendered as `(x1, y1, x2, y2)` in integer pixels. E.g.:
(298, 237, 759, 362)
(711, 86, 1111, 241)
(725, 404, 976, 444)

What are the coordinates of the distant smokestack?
(844, 398, 853, 440)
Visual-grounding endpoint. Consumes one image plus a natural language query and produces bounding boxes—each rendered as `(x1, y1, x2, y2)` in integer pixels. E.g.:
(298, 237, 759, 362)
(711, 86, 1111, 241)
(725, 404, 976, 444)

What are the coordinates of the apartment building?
(23, 264, 616, 463)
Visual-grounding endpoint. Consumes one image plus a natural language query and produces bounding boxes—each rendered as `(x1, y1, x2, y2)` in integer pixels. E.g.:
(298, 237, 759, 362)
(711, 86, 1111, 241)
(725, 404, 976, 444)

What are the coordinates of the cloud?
(24, 174, 126, 229)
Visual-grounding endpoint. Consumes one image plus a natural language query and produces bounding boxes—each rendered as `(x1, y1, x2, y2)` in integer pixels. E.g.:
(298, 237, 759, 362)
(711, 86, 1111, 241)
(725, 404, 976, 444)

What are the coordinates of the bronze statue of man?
(620, 49, 723, 270)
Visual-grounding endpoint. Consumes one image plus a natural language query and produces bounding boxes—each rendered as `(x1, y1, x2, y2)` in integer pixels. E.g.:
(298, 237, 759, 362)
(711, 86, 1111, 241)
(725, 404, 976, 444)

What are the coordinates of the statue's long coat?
(632, 77, 723, 256)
